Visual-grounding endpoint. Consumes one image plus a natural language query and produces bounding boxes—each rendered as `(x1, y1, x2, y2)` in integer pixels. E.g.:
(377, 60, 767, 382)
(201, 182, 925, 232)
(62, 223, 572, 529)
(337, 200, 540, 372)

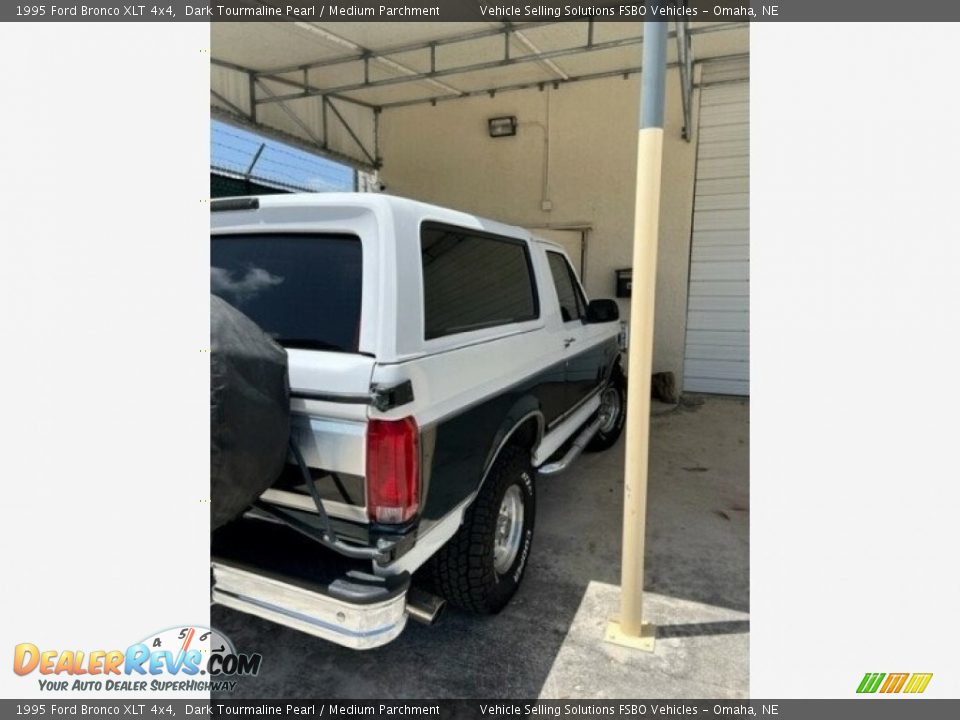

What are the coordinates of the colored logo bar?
(857, 672, 933, 694)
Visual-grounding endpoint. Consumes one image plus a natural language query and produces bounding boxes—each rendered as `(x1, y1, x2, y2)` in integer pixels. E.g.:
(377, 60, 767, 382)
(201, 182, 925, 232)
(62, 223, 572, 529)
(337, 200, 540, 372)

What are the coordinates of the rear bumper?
(212, 562, 407, 650)
(211, 518, 410, 650)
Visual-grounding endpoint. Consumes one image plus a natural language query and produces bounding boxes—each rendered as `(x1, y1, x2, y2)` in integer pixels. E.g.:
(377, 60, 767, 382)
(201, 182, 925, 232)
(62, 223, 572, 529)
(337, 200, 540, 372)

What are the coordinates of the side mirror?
(585, 298, 620, 324)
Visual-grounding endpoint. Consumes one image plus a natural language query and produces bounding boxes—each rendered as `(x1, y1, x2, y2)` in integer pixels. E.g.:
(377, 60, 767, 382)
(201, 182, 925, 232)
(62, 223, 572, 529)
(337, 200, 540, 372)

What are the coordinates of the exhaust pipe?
(406, 587, 446, 625)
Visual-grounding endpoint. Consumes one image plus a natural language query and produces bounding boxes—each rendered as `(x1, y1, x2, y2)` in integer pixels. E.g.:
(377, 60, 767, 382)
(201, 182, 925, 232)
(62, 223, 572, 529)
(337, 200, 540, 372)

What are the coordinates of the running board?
(538, 417, 602, 477)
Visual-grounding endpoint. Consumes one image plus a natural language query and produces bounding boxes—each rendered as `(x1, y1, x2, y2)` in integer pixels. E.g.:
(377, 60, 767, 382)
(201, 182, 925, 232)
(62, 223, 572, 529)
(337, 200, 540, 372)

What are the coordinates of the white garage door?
(683, 60, 749, 395)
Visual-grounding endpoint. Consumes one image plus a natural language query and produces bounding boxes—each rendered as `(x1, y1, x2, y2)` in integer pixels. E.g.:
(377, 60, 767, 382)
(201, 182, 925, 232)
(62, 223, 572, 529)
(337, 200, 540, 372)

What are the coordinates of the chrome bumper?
(211, 562, 408, 650)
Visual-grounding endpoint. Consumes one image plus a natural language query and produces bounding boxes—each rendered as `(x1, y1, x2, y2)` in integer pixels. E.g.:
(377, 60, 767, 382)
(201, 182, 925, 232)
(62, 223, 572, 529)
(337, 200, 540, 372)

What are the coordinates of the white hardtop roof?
(247, 191, 538, 241)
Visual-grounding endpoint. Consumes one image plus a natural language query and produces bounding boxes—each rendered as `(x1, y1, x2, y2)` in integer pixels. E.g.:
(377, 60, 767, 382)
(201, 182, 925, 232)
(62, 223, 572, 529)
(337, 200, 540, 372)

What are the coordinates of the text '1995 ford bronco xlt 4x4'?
(210, 193, 626, 649)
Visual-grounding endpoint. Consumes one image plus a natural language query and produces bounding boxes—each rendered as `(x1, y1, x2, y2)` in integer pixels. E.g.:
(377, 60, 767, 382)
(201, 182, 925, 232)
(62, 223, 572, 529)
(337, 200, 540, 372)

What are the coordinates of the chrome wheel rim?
(598, 386, 622, 434)
(493, 485, 525, 574)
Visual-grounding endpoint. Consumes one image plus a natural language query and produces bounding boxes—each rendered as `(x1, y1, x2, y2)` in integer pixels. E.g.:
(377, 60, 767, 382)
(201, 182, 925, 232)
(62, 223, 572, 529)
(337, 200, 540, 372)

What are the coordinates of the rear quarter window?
(420, 223, 539, 340)
(211, 233, 362, 352)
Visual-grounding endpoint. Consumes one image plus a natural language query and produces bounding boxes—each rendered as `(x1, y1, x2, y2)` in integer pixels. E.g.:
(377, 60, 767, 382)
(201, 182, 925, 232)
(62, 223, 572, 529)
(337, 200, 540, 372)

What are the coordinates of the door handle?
(563, 337, 576, 348)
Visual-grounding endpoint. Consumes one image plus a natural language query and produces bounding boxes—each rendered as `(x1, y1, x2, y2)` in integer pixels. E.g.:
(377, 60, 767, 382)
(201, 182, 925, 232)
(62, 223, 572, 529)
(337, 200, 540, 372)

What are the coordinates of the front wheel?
(586, 369, 626, 452)
(429, 445, 536, 614)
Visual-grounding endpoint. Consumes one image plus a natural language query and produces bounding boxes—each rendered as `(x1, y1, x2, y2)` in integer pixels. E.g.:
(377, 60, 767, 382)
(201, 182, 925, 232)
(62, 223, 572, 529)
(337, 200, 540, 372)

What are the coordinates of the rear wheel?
(429, 445, 535, 614)
(586, 369, 626, 452)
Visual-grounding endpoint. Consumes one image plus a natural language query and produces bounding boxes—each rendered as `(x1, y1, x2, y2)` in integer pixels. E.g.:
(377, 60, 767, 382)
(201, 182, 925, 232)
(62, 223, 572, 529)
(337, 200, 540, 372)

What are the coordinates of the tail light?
(365, 417, 420, 524)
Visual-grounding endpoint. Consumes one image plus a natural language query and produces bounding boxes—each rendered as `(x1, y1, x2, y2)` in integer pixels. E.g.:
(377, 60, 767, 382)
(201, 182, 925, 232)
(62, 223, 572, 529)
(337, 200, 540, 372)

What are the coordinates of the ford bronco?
(210, 193, 626, 649)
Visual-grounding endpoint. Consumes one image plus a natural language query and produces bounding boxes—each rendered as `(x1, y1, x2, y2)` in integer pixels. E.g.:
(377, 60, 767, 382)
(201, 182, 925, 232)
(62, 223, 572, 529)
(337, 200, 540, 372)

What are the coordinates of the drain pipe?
(604, 17, 667, 654)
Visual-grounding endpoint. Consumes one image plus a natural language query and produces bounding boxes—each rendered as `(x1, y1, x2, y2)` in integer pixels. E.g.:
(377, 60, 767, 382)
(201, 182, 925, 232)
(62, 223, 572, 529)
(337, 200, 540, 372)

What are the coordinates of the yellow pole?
(605, 19, 668, 653)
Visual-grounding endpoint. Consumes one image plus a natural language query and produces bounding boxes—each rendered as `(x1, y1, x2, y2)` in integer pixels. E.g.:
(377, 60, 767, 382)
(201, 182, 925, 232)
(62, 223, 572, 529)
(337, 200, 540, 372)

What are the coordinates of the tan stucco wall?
(378, 69, 699, 384)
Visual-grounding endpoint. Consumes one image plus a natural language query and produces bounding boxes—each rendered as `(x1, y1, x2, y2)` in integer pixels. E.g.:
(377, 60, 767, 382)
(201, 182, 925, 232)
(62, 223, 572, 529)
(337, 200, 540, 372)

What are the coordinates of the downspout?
(519, 88, 552, 212)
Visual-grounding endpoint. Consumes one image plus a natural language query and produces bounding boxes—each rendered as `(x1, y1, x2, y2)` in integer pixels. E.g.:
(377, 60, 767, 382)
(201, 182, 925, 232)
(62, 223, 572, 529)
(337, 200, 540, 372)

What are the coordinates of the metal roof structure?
(211, 21, 749, 170)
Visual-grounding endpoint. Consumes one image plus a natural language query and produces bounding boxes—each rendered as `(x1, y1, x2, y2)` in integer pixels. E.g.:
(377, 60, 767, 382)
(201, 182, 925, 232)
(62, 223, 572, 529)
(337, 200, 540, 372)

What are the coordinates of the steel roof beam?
(507, 21, 570, 81)
(324, 95, 378, 167)
(253, 22, 746, 106)
(212, 57, 379, 111)
(212, 57, 382, 169)
(210, 89, 248, 119)
(254, 78, 327, 150)
(376, 53, 749, 111)
(259, 21, 562, 76)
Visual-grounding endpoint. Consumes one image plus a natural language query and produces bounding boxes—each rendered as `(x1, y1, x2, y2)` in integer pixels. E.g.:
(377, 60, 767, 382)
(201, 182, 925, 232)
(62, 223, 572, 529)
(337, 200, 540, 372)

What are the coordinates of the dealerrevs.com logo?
(13, 625, 261, 693)
(857, 672, 933, 694)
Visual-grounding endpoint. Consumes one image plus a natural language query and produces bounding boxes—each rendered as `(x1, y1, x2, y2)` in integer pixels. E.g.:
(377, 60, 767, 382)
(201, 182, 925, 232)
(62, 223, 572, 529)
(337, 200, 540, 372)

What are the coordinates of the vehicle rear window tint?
(421, 223, 538, 340)
(211, 233, 362, 352)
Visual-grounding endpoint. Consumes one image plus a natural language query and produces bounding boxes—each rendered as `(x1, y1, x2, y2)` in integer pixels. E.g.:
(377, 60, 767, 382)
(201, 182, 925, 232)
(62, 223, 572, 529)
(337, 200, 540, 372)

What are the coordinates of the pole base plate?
(604, 619, 656, 652)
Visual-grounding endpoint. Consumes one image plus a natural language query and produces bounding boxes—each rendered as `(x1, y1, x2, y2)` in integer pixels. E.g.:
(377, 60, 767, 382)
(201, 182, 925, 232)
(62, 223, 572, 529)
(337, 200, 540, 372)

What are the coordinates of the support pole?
(604, 17, 668, 653)
(247, 72, 257, 123)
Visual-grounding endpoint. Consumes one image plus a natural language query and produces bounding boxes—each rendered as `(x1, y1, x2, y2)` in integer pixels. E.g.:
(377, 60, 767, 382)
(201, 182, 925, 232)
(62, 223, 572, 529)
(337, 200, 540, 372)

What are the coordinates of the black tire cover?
(210, 295, 290, 530)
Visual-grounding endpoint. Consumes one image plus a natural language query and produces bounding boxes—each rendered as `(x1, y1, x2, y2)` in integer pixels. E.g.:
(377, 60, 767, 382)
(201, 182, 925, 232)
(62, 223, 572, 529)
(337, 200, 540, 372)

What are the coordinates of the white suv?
(210, 193, 626, 649)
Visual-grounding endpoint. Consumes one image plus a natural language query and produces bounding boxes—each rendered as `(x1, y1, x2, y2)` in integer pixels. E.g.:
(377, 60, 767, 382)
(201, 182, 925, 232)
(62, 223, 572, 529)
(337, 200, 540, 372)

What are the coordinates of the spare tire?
(210, 294, 290, 530)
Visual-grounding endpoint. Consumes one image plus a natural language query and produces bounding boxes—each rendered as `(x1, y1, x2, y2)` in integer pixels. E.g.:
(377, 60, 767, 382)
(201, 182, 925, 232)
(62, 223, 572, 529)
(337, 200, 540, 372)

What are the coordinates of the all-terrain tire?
(585, 368, 627, 452)
(429, 445, 536, 614)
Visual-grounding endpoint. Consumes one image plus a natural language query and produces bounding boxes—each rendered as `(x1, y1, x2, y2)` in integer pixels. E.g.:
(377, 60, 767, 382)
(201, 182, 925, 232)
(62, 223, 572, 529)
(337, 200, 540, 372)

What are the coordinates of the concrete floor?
(212, 395, 749, 698)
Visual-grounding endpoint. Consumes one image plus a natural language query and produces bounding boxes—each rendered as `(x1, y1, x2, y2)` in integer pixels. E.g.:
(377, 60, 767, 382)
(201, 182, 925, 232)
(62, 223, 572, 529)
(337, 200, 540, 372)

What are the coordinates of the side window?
(547, 251, 586, 323)
(421, 223, 539, 340)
